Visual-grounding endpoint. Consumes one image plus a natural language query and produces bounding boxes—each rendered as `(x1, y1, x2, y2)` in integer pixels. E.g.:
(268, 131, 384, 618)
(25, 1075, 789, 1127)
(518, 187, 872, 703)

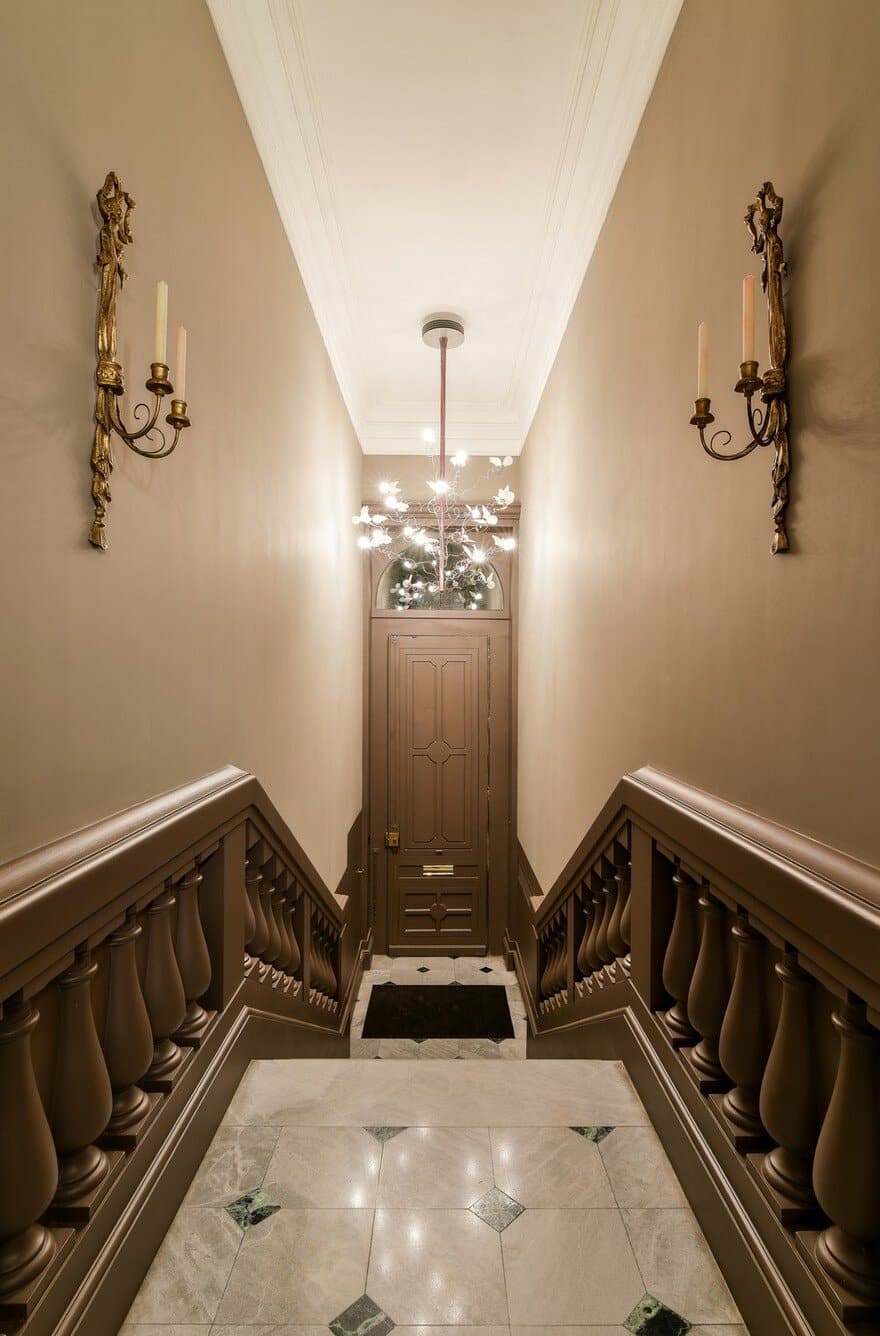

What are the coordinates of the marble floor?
(350, 955, 528, 1060)
(121, 1015, 747, 1336)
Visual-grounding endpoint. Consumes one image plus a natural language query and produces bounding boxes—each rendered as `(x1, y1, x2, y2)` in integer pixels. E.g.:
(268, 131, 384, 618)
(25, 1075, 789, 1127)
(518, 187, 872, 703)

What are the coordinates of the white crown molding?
(208, 0, 682, 456)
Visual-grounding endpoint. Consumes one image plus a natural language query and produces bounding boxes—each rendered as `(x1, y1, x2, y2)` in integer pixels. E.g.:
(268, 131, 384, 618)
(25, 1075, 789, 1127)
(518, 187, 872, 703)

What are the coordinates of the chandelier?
(353, 315, 516, 610)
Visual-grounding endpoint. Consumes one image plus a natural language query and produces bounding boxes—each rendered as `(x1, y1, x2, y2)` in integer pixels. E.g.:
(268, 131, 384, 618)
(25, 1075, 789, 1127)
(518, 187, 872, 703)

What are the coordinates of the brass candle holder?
(89, 172, 191, 550)
(690, 182, 791, 553)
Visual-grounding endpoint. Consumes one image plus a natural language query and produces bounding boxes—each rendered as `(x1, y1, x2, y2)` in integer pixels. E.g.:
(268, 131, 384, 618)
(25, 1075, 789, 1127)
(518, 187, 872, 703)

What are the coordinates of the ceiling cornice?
(208, 0, 682, 455)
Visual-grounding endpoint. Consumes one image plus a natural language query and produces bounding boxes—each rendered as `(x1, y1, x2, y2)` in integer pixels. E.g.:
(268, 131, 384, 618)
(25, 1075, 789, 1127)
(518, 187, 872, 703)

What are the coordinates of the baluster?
(324, 925, 338, 999)
(173, 867, 212, 1044)
(0, 998, 57, 1302)
(576, 886, 595, 978)
(661, 866, 700, 1045)
(271, 871, 292, 979)
(243, 862, 256, 951)
(717, 916, 772, 1146)
(258, 855, 280, 974)
(607, 845, 627, 959)
(584, 873, 604, 974)
(245, 846, 268, 960)
(47, 949, 113, 1216)
(141, 887, 186, 1090)
(759, 951, 822, 1221)
(687, 892, 730, 1090)
(596, 859, 617, 967)
(310, 912, 327, 995)
(282, 880, 302, 979)
(539, 930, 553, 1001)
(549, 921, 565, 996)
(619, 840, 633, 951)
(813, 1000, 880, 1305)
(101, 911, 154, 1147)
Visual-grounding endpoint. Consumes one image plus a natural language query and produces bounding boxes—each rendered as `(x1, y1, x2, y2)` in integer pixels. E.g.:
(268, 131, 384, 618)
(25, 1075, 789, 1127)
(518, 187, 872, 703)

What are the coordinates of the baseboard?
(528, 1004, 843, 1336)
(50, 1007, 348, 1336)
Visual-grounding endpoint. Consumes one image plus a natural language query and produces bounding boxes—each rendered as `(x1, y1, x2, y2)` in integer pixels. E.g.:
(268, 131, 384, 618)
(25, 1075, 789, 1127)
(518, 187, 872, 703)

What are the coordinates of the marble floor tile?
(350, 1037, 381, 1058)
(491, 1126, 616, 1208)
(378, 1126, 493, 1207)
(226, 1187, 281, 1229)
(469, 1185, 524, 1231)
(329, 1292, 395, 1336)
(497, 1039, 525, 1060)
(367, 1208, 508, 1325)
(263, 1126, 381, 1208)
(122, 1327, 211, 1335)
(502, 1208, 644, 1325)
(214, 1208, 372, 1325)
(185, 1125, 280, 1205)
(415, 1038, 460, 1058)
(209, 1327, 330, 1335)
(510, 1329, 622, 1336)
(688, 1327, 749, 1335)
(396, 1329, 509, 1336)
(621, 1207, 742, 1325)
(377, 1038, 424, 1059)
(599, 1125, 689, 1208)
(457, 1038, 503, 1059)
(124, 1208, 242, 1325)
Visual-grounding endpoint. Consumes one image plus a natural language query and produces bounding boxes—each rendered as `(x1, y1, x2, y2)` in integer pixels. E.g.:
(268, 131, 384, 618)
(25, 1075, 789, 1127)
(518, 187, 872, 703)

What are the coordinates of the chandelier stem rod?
(439, 334, 448, 591)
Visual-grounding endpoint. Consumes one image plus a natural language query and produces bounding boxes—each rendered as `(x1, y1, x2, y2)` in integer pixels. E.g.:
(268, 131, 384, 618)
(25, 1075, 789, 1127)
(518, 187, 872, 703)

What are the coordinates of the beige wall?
(363, 454, 520, 505)
(518, 0, 880, 889)
(0, 0, 363, 887)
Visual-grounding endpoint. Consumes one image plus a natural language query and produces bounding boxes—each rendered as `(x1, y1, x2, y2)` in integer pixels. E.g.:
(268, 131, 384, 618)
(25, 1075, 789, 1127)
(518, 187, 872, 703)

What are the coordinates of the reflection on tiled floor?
(350, 955, 528, 1060)
(121, 1057, 746, 1335)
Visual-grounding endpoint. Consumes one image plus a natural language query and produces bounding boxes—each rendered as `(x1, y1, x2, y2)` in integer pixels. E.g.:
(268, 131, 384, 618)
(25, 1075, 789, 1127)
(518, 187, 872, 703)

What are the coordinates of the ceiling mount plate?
(421, 314, 465, 350)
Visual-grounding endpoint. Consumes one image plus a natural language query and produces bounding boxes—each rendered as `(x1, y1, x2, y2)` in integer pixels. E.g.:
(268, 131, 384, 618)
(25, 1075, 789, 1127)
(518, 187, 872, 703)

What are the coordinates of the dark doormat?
(362, 983, 514, 1040)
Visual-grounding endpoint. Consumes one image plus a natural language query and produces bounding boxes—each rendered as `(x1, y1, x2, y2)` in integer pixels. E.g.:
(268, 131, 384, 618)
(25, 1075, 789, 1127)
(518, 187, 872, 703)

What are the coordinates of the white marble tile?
(222, 1059, 649, 1127)
(502, 1208, 644, 1325)
(599, 1125, 689, 1208)
(368, 1208, 508, 1324)
(510, 1329, 621, 1336)
(457, 1039, 503, 1059)
(378, 1126, 493, 1207)
(416, 1038, 460, 1059)
(123, 1326, 210, 1336)
(350, 1037, 381, 1058)
(396, 1329, 509, 1336)
(263, 1126, 381, 1208)
(214, 1209, 372, 1325)
(209, 1328, 329, 1336)
(125, 1208, 242, 1325)
(491, 1126, 616, 1207)
(498, 1038, 526, 1060)
(378, 1038, 424, 1059)
(185, 1125, 280, 1206)
(621, 1207, 742, 1325)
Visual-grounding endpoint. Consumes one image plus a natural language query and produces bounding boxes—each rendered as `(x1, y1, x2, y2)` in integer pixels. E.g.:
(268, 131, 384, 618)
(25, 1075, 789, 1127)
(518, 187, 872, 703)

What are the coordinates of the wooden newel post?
(0, 998, 57, 1301)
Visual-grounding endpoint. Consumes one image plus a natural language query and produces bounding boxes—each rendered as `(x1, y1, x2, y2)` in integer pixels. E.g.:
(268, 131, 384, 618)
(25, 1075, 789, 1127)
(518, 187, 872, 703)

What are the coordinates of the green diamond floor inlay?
(624, 1293, 691, 1335)
(330, 1292, 395, 1336)
(225, 1187, 280, 1229)
(364, 1125, 407, 1142)
(570, 1124, 615, 1142)
(469, 1185, 525, 1231)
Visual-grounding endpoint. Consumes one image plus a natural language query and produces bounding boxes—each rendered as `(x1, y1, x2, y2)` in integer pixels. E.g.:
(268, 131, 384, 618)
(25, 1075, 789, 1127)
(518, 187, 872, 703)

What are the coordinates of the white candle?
(742, 274, 755, 363)
(174, 326, 187, 399)
(154, 280, 168, 364)
(697, 321, 709, 399)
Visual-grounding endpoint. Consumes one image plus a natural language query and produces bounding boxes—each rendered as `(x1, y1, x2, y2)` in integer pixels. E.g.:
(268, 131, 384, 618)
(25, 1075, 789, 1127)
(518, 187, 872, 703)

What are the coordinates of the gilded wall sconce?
(89, 172, 191, 549)
(690, 181, 791, 553)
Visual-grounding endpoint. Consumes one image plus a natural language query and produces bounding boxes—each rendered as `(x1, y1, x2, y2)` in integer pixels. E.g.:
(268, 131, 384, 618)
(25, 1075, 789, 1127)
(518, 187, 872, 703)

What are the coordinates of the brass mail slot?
(422, 863, 454, 876)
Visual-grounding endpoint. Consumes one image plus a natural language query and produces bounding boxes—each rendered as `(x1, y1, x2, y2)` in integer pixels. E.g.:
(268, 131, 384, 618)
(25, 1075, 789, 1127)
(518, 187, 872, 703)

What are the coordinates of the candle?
(154, 280, 168, 364)
(697, 321, 709, 399)
(742, 274, 755, 363)
(174, 326, 187, 400)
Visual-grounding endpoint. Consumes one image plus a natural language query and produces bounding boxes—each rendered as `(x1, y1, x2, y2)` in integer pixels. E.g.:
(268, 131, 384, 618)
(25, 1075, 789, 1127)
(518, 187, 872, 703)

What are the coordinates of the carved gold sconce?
(690, 181, 791, 553)
(89, 172, 191, 549)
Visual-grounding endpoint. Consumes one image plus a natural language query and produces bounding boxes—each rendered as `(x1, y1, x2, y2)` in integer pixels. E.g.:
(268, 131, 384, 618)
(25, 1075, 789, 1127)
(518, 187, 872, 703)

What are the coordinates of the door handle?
(385, 826, 400, 850)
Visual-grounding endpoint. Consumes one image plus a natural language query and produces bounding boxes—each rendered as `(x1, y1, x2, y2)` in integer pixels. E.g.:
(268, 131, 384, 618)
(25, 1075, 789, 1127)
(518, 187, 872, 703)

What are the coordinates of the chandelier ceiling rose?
(421, 314, 465, 350)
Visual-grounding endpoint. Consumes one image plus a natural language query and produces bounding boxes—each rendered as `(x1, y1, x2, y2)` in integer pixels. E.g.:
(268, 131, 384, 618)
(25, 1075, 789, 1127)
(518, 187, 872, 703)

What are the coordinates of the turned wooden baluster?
(47, 948, 113, 1211)
(142, 886, 186, 1088)
(619, 840, 633, 951)
(550, 921, 566, 996)
(101, 910, 154, 1145)
(812, 1000, 880, 1303)
(687, 892, 730, 1088)
(310, 911, 328, 994)
(245, 845, 268, 961)
(596, 859, 617, 968)
(282, 880, 302, 979)
(607, 844, 627, 960)
(0, 997, 58, 1300)
(174, 867, 212, 1043)
(759, 950, 822, 1216)
(270, 870, 291, 975)
(576, 885, 595, 978)
(258, 854, 280, 974)
(324, 925, 338, 999)
(661, 865, 700, 1044)
(584, 873, 604, 974)
(718, 915, 771, 1143)
(243, 867, 256, 951)
(539, 930, 554, 1001)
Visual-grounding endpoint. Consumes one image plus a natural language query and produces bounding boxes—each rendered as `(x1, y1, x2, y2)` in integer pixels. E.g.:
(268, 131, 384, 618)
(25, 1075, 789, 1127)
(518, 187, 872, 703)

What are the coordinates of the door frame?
(362, 507, 519, 957)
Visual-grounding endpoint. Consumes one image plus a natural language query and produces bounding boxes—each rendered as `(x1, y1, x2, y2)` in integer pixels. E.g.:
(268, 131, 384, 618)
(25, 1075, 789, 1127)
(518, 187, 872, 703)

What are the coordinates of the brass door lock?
(385, 826, 400, 850)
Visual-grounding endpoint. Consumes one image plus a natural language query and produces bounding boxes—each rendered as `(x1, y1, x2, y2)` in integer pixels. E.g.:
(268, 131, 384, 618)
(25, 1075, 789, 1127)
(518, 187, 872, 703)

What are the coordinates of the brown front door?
(386, 633, 489, 951)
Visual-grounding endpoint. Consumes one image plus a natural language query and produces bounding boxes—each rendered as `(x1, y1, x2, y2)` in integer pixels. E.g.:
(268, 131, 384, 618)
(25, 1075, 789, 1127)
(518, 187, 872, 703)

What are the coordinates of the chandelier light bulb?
(451, 451, 468, 468)
(422, 427, 436, 445)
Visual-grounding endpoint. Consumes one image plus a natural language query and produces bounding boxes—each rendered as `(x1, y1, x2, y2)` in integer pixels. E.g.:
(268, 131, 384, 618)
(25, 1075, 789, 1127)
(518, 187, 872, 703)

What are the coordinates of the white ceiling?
(208, 0, 681, 454)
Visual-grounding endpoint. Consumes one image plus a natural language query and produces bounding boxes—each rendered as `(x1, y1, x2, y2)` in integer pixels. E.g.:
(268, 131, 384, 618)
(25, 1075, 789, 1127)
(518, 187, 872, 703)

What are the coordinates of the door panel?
(388, 634, 488, 950)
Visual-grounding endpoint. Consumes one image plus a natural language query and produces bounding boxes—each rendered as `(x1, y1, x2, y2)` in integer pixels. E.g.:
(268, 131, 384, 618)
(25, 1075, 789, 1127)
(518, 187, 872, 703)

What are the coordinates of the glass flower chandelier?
(353, 315, 516, 610)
